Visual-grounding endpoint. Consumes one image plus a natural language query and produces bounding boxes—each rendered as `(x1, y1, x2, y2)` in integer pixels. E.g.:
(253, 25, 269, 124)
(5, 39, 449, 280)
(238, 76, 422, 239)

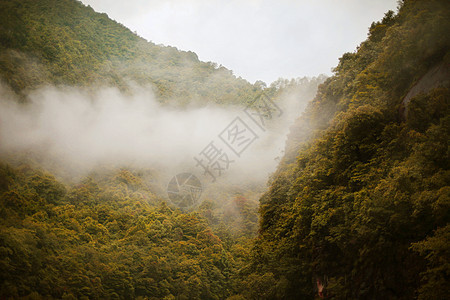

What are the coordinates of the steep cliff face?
(401, 61, 450, 119)
(243, 1, 450, 299)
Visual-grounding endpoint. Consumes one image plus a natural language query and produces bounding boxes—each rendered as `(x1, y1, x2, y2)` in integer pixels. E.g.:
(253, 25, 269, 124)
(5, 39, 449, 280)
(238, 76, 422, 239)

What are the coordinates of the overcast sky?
(81, 0, 398, 84)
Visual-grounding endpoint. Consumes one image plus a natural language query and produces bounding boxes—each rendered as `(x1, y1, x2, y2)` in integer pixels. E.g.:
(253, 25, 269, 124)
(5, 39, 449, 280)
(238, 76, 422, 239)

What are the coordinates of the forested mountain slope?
(1, 0, 448, 299)
(0, 0, 325, 299)
(0, 0, 260, 105)
(242, 1, 450, 299)
(0, 164, 261, 299)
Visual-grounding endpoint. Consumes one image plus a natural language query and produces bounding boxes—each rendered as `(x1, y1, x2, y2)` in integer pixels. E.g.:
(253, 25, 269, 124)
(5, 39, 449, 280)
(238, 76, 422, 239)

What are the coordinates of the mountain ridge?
(0, 0, 264, 105)
(242, 1, 450, 298)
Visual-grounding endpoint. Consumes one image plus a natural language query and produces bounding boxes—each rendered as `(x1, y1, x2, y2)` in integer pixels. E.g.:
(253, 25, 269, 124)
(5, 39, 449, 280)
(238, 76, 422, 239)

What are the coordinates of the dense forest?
(0, 165, 260, 299)
(0, 0, 449, 299)
(244, 0, 450, 299)
(0, 0, 264, 106)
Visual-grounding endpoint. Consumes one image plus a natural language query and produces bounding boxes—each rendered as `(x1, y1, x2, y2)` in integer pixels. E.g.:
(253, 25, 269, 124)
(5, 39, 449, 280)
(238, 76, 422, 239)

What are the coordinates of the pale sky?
(81, 0, 398, 84)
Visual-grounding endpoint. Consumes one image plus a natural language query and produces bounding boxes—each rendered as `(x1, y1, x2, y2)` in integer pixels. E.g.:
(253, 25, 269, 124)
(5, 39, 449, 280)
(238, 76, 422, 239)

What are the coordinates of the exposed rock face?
(401, 61, 450, 119)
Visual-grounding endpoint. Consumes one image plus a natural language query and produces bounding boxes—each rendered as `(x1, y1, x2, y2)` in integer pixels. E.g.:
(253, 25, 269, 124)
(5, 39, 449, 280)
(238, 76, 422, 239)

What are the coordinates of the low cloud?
(0, 80, 320, 194)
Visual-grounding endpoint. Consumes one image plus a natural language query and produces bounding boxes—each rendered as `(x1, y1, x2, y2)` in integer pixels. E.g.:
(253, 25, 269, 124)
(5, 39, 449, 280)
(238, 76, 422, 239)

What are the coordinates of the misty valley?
(0, 0, 449, 299)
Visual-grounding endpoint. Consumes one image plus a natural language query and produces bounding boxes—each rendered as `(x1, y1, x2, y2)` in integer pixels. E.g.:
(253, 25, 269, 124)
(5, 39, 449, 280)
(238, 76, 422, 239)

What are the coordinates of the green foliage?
(0, 0, 263, 105)
(411, 224, 450, 300)
(1, 0, 449, 298)
(0, 164, 259, 299)
(246, 0, 450, 298)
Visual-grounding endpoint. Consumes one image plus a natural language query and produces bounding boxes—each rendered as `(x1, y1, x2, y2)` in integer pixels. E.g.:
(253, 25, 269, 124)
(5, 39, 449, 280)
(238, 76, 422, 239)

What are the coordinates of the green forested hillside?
(0, 0, 321, 299)
(0, 164, 259, 299)
(0, 0, 261, 105)
(1, 0, 449, 299)
(243, 1, 450, 299)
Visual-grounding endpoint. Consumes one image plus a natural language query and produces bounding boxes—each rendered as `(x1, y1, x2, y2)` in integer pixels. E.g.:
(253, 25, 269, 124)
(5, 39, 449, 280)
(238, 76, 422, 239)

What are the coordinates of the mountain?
(241, 0, 450, 299)
(0, 0, 262, 105)
(0, 0, 325, 299)
(1, 0, 449, 299)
